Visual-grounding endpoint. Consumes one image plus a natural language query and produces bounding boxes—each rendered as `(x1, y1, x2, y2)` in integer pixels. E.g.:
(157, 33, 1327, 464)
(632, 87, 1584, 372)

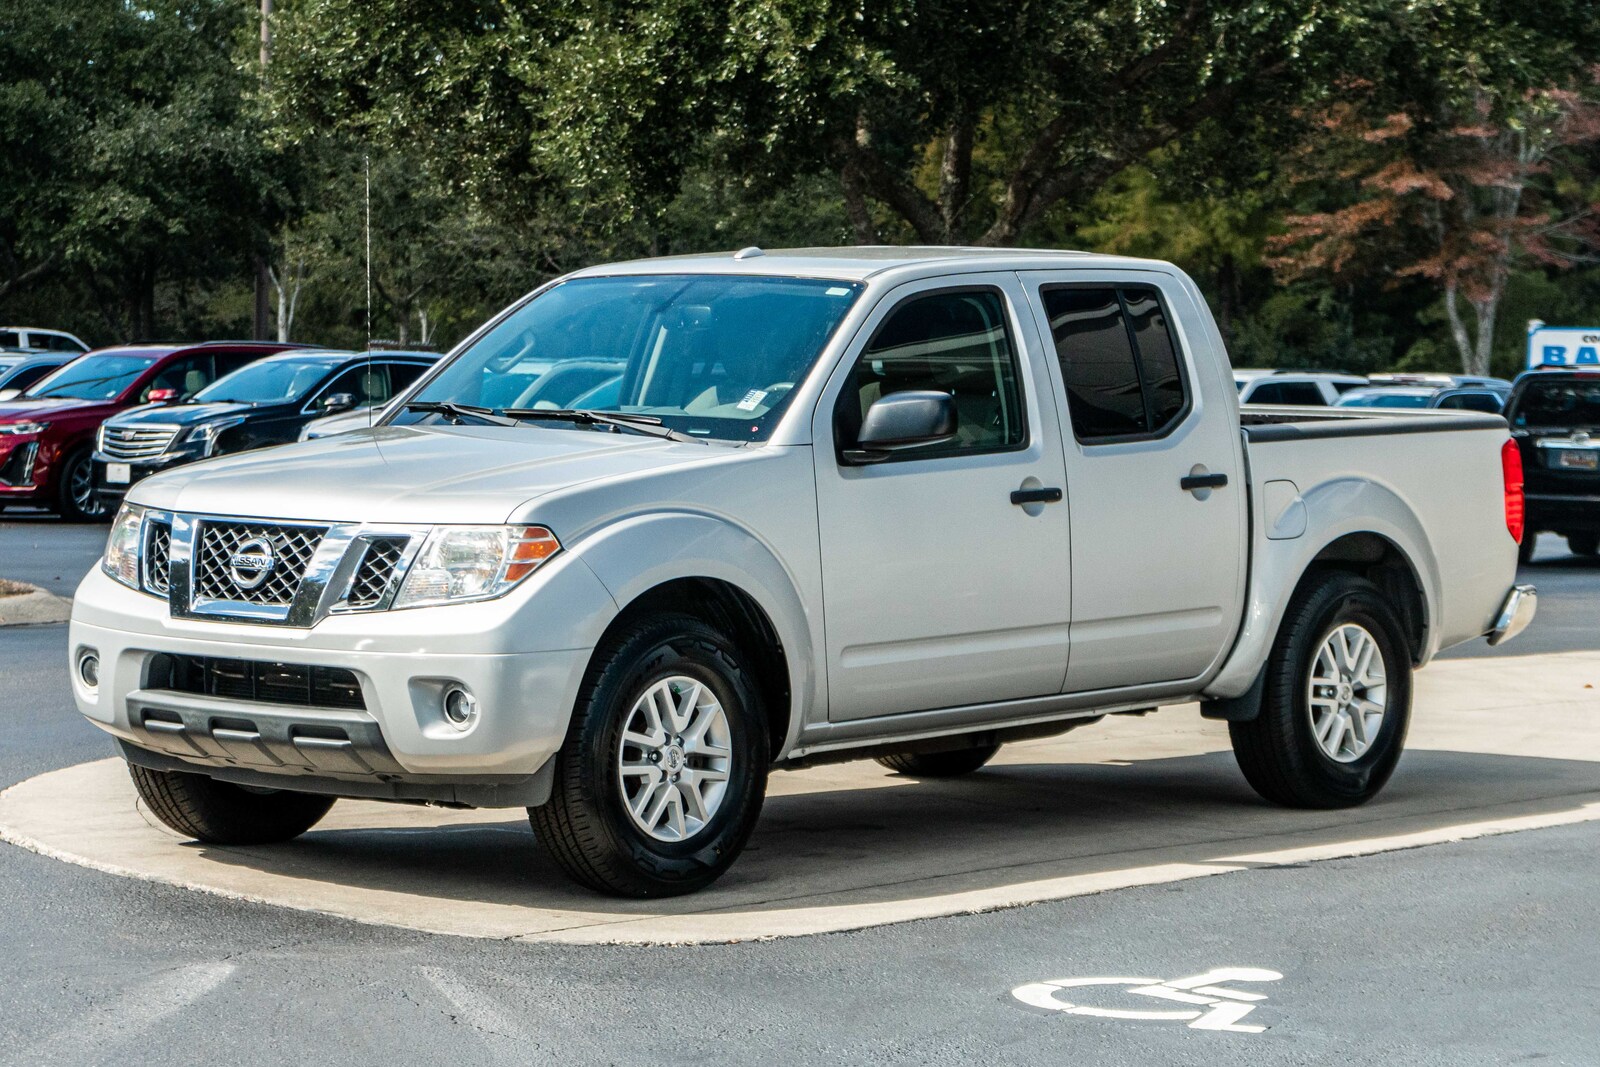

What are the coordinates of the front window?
(1509, 379, 1600, 429)
(195, 356, 346, 404)
(25, 353, 159, 400)
(397, 275, 863, 441)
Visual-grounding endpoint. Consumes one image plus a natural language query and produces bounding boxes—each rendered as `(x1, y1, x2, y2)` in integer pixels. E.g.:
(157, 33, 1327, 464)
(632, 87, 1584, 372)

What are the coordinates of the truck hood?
(127, 424, 735, 524)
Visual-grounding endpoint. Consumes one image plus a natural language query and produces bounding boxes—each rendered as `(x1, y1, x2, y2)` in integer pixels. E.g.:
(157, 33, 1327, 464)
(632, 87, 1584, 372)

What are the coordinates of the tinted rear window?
(1510, 379, 1600, 429)
(1042, 286, 1190, 441)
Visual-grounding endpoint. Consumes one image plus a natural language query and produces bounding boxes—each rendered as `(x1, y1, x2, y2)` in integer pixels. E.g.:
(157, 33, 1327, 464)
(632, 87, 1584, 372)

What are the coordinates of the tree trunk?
(839, 163, 876, 244)
(1443, 281, 1476, 375)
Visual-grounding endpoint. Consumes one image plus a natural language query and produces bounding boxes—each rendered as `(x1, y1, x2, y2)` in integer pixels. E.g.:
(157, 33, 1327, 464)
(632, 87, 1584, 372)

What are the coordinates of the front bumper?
(69, 566, 603, 804)
(92, 450, 196, 504)
(1487, 584, 1537, 647)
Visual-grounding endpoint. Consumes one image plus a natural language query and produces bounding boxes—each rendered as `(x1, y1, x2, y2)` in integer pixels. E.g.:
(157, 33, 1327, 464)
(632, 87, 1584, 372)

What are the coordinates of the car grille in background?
(194, 521, 325, 605)
(143, 521, 172, 595)
(146, 653, 366, 710)
(346, 537, 408, 607)
(101, 425, 179, 460)
(0, 441, 38, 486)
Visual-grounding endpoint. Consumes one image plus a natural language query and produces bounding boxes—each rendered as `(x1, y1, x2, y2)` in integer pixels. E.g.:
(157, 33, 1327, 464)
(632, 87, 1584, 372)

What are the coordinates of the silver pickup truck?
(68, 248, 1535, 897)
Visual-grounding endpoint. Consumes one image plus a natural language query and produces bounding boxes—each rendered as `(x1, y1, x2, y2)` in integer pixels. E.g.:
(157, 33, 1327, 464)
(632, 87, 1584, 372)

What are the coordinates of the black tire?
(1567, 532, 1599, 557)
(1229, 571, 1412, 809)
(876, 743, 1000, 778)
(128, 763, 334, 844)
(530, 612, 769, 897)
(55, 447, 111, 522)
(1517, 533, 1538, 566)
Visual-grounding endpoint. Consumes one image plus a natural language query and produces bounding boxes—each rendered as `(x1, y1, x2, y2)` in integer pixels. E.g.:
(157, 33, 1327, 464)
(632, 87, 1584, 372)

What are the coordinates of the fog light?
(78, 651, 100, 689)
(442, 686, 478, 731)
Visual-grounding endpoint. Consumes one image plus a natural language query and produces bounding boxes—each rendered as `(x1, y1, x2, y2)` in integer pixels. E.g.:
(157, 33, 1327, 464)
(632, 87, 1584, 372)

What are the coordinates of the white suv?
(1236, 371, 1367, 406)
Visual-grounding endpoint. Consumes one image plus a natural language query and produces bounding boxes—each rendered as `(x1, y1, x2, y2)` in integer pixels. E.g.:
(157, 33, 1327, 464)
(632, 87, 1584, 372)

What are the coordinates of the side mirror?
(321, 392, 357, 413)
(0, 388, 19, 402)
(147, 387, 179, 404)
(842, 390, 958, 464)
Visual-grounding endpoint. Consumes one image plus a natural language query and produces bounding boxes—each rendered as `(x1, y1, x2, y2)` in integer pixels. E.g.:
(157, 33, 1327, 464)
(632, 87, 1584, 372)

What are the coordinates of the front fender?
(572, 512, 821, 759)
(1205, 476, 1440, 699)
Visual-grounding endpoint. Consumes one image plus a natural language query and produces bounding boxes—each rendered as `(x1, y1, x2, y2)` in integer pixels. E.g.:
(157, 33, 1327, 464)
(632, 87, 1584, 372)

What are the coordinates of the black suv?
(1506, 368, 1600, 561)
(93, 349, 438, 506)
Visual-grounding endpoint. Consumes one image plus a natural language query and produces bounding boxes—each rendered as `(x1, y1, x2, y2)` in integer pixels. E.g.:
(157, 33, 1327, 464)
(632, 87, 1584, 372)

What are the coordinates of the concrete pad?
(4, 650, 1600, 944)
(0, 582, 70, 626)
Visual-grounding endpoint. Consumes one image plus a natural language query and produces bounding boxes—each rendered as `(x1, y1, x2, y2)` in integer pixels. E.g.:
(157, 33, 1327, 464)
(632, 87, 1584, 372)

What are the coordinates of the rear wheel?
(1229, 571, 1412, 808)
(1517, 533, 1537, 566)
(1566, 532, 1598, 557)
(876, 743, 1000, 778)
(56, 447, 111, 522)
(530, 612, 768, 897)
(128, 764, 334, 844)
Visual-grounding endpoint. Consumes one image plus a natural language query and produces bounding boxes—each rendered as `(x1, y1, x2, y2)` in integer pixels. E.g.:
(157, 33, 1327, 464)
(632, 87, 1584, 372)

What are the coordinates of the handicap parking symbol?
(1012, 967, 1284, 1033)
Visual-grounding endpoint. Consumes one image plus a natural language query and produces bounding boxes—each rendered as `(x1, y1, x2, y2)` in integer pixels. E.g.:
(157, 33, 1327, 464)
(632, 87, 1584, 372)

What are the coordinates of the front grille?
(194, 521, 325, 605)
(101, 425, 179, 460)
(143, 521, 171, 595)
(0, 441, 37, 486)
(346, 537, 407, 607)
(146, 653, 366, 710)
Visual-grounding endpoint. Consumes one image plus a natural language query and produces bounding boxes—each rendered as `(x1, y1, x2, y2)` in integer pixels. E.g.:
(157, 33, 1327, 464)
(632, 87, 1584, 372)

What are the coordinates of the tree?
(1269, 82, 1600, 375)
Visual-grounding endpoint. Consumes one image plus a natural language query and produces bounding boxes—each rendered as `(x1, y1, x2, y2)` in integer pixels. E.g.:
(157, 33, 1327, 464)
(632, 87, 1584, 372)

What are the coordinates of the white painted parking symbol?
(1012, 967, 1283, 1033)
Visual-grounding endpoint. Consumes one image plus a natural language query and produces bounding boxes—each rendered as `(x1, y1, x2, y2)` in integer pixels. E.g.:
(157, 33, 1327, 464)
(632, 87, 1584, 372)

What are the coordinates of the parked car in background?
(296, 350, 442, 441)
(0, 351, 77, 398)
(93, 349, 438, 506)
(0, 341, 299, 520)
(1504, 368, 1600, 562)
(1430, 386, 1509, 414)
(1336, 382, 1512, 412)
(0, 327, 89, 355)
(1237, 371, 1367, 406)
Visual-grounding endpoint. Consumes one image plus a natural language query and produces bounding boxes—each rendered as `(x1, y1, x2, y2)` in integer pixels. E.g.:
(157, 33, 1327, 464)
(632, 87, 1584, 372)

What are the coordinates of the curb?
(0, 582, 71, 626)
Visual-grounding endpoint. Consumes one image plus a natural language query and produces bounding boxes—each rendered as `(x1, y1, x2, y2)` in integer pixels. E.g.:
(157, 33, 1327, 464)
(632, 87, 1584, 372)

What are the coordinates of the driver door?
(811, 275, 1074, 722)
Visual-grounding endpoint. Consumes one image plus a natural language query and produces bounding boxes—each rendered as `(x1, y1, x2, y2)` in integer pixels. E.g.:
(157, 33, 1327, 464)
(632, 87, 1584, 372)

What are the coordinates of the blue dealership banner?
(1528, 324, 1600, 369)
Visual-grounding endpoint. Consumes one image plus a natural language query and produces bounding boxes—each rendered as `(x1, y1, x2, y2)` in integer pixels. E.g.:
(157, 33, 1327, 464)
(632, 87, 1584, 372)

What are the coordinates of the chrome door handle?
(1011, 487, 1063, 505)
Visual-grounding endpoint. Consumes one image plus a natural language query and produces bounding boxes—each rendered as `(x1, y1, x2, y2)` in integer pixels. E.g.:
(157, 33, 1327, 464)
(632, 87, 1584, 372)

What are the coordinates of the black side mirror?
(321, 392, 357, 413)
(842, 390, 958, 464)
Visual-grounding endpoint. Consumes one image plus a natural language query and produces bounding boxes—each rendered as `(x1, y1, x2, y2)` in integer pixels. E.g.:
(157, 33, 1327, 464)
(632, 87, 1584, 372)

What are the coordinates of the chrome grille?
(194, 521, 326, 606)
(101, 425, 179, 460)
(143, 521, 171, 595)
(346, 537, 407, 607)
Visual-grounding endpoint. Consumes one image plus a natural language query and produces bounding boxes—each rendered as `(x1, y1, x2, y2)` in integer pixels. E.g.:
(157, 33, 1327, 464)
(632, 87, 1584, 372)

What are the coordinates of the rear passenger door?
(812, 276, 1073, 721)
(1023, 273, 1247, 693)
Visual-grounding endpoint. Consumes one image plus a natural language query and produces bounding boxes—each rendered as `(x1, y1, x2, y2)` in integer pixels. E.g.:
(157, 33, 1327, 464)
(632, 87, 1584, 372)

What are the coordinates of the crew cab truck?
(68, 248, 1536, 897)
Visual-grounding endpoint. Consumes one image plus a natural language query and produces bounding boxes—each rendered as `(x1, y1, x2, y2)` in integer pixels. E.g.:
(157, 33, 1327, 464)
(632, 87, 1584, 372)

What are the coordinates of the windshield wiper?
(404, 401, 518, 427)
(502, 408, 704, 444)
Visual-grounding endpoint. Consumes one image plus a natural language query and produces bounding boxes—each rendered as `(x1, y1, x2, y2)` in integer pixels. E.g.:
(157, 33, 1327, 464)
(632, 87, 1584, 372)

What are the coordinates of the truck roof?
(568, 245, 1163, 283)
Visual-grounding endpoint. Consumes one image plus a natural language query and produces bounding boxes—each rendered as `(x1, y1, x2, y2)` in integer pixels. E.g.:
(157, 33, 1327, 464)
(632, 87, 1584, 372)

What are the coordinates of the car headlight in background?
(103, 504, 145, 589)
(0, 421, 46, 436)
(393, 525, 560, 609)
(184, 417, 246, 456)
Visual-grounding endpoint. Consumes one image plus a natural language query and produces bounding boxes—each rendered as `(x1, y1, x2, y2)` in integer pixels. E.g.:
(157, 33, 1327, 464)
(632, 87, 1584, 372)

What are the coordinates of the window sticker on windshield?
(826, 287, 852, 296)
(737, 389, 768, 411)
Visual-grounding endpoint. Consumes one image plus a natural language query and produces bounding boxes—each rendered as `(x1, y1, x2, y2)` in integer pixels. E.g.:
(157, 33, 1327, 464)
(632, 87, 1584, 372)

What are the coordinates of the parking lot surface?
(2, 517, 1598, 1063)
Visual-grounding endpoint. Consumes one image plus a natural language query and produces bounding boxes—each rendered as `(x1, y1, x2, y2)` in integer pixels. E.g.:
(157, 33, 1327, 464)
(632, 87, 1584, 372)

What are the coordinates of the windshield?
(25, 353, 159, 400)
(195, 356, 344, 403)
(398, 274, 863, 441)
(1509, 379, 1600, 429)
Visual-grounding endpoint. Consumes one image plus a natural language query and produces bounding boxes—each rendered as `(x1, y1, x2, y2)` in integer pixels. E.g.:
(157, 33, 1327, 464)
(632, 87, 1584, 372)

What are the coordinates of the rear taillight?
(1502, 438, 1525, 544)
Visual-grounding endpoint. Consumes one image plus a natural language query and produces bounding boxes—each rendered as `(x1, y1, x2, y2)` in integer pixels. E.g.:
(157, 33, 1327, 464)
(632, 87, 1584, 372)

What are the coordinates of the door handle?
(1180, 472, 1229, 491)
(1010, 487, 1063, 506)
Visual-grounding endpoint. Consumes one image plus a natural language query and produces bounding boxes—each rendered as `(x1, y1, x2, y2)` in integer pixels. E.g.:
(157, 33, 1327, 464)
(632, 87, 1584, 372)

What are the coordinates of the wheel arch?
(572, 513, 818, 761)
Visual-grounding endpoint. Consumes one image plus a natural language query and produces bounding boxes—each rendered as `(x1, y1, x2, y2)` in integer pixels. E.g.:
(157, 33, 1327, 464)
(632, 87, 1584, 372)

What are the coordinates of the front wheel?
(1229, 571, 1412, 809)
(530, 613, 769, 897)
(128, 764, 335, 844)
(56, 447, 111, 522)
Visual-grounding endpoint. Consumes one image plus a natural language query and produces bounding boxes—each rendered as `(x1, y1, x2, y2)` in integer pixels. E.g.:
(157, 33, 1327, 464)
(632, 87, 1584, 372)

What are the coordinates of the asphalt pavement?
(1, 515, 1597, 1064)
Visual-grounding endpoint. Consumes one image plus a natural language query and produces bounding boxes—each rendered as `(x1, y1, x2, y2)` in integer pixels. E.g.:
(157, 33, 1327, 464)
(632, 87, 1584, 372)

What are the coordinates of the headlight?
(184, 417, 245, 456)
(393, 525, 560, 609)
(0, 421, 46, 435)
(103, 504, 145, 589)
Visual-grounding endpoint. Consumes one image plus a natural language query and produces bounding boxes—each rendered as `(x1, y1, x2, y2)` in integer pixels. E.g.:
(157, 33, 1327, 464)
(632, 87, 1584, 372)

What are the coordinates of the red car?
(0, 341, 301, 520)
